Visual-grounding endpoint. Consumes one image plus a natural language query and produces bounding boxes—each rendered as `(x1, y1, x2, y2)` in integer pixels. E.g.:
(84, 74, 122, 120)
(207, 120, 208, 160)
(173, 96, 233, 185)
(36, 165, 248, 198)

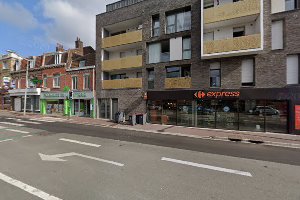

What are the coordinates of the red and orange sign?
(295, 105, 300, 130)
(194, 91, 240, 99)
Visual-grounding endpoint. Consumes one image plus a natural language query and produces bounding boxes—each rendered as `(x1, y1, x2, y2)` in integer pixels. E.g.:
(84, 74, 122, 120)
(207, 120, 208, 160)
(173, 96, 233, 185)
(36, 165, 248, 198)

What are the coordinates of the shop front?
(40, 92, 70, 116)
(71, 91, 95, 118)
(0, 89, 10, 110)
(9, 88, 41, 112)
(147, 88, 300, 134)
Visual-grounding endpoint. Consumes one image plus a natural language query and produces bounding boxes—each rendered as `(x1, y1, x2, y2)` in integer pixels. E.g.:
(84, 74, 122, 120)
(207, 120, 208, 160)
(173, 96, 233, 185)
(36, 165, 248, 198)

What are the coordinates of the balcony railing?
(102, 55, 143, 71)
(102, 30, 142, 48)
(203, 34, 261, 55)
(204, 0, 260, 24)
(165, 77, 192, 89)
(102, 78, 142, 89)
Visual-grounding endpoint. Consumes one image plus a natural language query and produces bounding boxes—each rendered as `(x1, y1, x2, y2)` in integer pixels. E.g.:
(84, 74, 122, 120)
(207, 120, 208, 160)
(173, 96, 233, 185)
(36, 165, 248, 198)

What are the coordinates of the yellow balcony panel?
(102, 30, 142, 48)
(165, 77, 192, 89)
(204, 0, 260, 24)
(102, 55, 143, 71)
(102, 78, 142, 89)
(204, 34, 261, 55)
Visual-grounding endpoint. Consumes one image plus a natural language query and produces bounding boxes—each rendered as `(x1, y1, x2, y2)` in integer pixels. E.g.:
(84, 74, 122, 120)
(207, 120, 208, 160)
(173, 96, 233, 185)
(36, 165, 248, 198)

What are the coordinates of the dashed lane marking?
(59, 138, 101, 147)
(0, 172, 62, 200)
(0, 139, 13, 143)
(161, 157, 253, 177)
(15, 119, 42, 125)
(6, 129, 30, 134)
(0, 122, 24, 127)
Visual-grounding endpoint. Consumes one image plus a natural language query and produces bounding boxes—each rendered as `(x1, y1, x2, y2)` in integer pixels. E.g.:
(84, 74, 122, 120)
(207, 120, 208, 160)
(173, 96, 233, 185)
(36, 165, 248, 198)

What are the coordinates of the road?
(0, 114, 300, 200)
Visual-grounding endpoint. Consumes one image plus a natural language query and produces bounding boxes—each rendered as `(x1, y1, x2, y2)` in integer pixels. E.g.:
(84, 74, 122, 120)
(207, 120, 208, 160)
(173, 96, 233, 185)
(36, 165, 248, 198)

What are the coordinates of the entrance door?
(99, 99, 110, 119)
(14, 98, 22, 112)
(112, 99, 118, 118)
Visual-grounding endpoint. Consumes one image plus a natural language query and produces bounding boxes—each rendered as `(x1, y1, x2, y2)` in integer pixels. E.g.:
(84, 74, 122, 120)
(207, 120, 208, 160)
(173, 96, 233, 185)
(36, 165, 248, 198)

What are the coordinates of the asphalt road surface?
(0, 115, 300, 200)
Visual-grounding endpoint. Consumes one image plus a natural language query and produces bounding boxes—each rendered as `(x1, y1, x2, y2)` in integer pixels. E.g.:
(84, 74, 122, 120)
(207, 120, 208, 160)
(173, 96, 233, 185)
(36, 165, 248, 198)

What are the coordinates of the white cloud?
(0, 1, 38, 30)
(40, 0, 118, 49)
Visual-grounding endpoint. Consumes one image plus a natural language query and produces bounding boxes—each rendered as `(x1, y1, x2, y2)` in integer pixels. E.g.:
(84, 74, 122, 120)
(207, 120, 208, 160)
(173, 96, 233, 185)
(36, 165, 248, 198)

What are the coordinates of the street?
(0, 115, 300, 200)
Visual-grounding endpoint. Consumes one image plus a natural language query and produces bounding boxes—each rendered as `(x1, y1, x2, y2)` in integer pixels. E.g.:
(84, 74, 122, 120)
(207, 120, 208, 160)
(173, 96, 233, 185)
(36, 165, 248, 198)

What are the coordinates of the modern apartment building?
(96, 0, 300, 134)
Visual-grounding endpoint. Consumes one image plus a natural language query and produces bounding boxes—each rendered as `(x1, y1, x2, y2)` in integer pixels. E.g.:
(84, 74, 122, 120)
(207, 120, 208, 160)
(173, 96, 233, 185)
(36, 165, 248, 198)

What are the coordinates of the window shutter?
(241, 59, 254, 84)
(272, 20, 283, 50)
(170, 37, 183, 61)
(287, 55, 299, 84)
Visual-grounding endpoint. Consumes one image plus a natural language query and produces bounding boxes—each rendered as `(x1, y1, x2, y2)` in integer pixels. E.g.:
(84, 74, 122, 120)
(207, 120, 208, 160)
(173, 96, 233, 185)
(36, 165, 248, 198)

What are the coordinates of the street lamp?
(23, 58, 30, 116)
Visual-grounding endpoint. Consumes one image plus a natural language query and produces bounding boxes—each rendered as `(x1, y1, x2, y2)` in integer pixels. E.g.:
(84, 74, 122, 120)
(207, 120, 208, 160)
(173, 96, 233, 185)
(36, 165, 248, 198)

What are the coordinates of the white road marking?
(0, 139, 13, 143)
(6, 118, 15, 120)
(29, 119, 55, 123)
(59, 138, 101, 147)
(0, 172, 62, 200)
(6, 129, 30, 134)
(16, 120, 41, 125)
(161, 157, 253, 177)
(22, 135, 33, 138)
(0, 126, 8, 129)
(0, 122, 24, 127)
(39, 152, 124, 167)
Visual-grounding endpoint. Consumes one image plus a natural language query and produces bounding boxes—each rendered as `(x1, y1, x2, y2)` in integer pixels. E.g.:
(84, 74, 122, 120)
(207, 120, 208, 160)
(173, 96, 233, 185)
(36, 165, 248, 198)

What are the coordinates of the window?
(204, 0, 214, 9)
(137, 72, 143, 78)
(148, 69, 155, 89)
(161, 40, 170, 62)
(233, 27, 245, 38)
(55, 53, 62, 64)
(29, 60, 35, 69)
(241, 59, 255, 86)
(210, 62, 221, 87)
(152, 15, 160, 37)
(166, 8, 191, 34)
(72, 76, 78, 90)
(43, 75, 47, 88)
(111, 74, 126, 80)
(272, 20, 284, 50)
(84, 74, 90, 89)
(166, 66, 191, 78)
(148, 43, 161, 63)
(2, 61, 8, 69)
(53, 74, 60, 88)
(183, 38, 191, 60)
(15, 60, 21, 71)
(79, 60, 86, 68)
(287, 55, 299, 84)
(285, 0, 299, 11)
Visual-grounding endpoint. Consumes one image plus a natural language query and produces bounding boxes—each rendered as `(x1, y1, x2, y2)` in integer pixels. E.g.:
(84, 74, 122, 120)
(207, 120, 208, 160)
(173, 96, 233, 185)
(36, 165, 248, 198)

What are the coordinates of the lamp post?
(23, 59, 29, 116)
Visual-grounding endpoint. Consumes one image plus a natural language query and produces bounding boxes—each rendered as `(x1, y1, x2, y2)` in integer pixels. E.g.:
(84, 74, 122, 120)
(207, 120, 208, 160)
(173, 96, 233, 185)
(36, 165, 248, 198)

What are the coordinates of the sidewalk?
(2, 110, 300, 149)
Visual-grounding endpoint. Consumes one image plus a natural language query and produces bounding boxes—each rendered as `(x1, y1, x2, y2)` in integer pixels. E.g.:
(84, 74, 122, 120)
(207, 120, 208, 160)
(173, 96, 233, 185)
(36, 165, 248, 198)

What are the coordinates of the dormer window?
(79, 60, 86, 68)
(29, 59, 35, 69)
(55, 53, 62, 64)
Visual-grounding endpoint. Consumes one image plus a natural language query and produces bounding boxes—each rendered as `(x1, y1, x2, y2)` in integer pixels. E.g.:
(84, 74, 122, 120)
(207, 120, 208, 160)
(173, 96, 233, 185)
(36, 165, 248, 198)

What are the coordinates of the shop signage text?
(194, 91, 240, 99)
(72, 91, 93, 100)
(41, 92, 68, 100)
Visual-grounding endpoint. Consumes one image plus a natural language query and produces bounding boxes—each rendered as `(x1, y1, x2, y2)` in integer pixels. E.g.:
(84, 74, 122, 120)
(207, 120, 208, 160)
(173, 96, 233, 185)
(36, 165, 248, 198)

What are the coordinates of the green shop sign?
(72, 91, 93, 100)
(41, 92, 68, 100)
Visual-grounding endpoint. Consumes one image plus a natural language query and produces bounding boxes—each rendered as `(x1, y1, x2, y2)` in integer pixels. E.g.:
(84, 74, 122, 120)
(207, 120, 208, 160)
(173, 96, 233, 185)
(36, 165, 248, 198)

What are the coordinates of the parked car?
(251, 106, 280, 115)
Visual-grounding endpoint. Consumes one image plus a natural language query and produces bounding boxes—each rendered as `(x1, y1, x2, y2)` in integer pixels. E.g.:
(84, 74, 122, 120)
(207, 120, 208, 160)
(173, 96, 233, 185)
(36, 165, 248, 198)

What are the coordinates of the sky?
(0, 0, 118, 57)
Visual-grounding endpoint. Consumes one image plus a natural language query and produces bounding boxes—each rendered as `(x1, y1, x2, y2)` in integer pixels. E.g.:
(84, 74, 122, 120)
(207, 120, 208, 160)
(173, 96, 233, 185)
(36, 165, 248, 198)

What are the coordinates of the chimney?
(56, 43, 64, 52)
(75, 37, 83, 54)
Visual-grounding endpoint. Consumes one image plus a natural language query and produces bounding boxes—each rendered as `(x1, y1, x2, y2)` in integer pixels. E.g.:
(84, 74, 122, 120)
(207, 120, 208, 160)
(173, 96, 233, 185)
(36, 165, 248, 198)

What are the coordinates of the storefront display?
(40, 92, 69, 116)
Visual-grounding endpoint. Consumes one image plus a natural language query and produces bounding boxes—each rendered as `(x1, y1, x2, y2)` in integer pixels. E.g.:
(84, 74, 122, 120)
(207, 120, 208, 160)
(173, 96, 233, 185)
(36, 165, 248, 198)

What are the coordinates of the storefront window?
(265, 100, 288, 134)
(162, 100, 177, 125)
(215, 100, 239, 130)
(147, 100, 162, 124)
(177, 100, 194, 127)
(239, 100, 265, 132)
(196, 100, 216, 129)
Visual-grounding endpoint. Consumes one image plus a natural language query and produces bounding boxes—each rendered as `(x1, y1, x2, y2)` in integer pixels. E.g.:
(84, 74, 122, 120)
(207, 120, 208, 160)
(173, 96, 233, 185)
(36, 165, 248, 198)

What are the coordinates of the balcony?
(203, 34, 261, 55)
(102, 78, 142, 89)
(165, 77, 192, 89)
(102, 30, 142, 48)
(102, 55, 143, 71)
(204, 0, 260, 24)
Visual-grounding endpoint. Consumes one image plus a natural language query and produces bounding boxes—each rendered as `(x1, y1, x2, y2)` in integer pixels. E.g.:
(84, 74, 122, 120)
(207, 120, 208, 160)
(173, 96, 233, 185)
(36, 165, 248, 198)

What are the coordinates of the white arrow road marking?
(59, 138, 101, 147)
(6, 129, 30, 134)
(0, 122, 24, 127)
(161, 157, 252, 177)
(0, 172, 62, 200)
(39, 152, 124, 167)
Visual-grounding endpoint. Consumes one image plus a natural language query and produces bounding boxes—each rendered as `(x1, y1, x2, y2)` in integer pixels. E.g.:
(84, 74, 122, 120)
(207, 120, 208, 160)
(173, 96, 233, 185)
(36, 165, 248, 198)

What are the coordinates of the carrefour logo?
(194, 91, 240, 99)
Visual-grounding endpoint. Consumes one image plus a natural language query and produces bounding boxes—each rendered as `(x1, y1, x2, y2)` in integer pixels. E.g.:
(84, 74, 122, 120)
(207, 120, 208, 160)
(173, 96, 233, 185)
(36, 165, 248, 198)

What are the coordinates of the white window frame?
(43, 75, 47, 88)
(55, 53, 62, 65)
(79, 60, 86, 68)
(83, 74, 90, 90)
(72, 76, 78, 90)
(287, 55, 299, 85)
(29, 59, 35, 69)
(241, 59, 255, 86)
(53, 74, 60, 88)
(272, 20, 284, 50)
